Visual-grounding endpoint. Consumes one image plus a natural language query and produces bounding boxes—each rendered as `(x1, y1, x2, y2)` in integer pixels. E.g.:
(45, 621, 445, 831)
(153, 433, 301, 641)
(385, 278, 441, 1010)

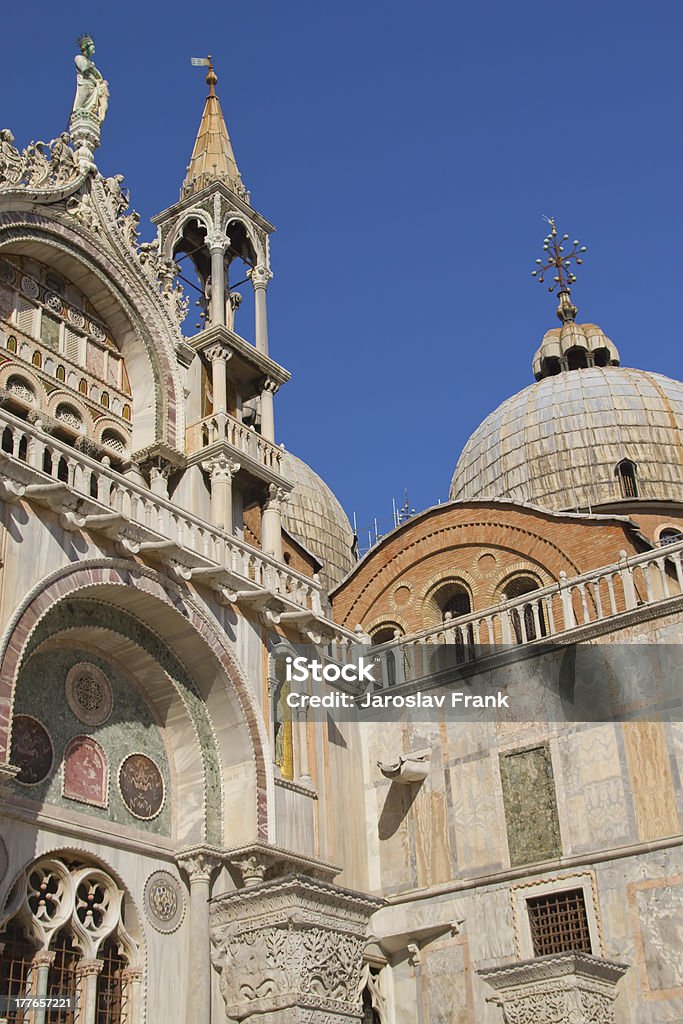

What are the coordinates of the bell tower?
(153, 58, 291, 559)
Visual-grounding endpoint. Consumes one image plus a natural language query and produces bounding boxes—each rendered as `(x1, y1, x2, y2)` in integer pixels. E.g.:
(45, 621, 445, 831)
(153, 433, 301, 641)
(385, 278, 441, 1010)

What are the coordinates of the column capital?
(176, 844, 223, 882)
(75, 958, 104, 978)
(249, 264, 273, 290)
(262, 377, 280, 396)
(31, 950, 56, 969)
(204, 342, 233, 364)
(265, 483, 289, 512)
(206, 230, 230, 253)
(207, 454, 241, 483)
(121, 966, 143, 984)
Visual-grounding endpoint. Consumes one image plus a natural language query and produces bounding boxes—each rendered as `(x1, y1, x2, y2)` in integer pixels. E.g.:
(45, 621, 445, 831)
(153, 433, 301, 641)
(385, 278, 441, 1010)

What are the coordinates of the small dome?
(282, 453, 356, 590)
(449, 365, 683, 511)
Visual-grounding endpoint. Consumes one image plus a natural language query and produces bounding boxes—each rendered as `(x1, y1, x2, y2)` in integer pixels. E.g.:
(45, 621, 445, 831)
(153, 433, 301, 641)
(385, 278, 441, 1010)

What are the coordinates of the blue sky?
(4, 2, 682, 544)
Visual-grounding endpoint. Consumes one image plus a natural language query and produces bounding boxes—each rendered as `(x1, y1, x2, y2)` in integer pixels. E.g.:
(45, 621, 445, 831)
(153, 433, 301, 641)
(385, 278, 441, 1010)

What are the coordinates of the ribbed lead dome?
(449, 366, 683, 511)
(282, 453, 356, 590)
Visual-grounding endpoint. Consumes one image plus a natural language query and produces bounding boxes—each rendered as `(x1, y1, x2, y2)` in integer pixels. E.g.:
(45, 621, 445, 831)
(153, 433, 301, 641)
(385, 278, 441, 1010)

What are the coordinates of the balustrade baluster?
(655, 557, 670, 598)
(606, 574, 617, 615)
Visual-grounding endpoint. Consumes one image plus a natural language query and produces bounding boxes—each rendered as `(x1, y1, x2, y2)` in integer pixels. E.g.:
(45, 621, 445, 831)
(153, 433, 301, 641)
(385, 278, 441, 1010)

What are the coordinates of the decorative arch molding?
(339, 520, 579, 625)
(494, 563, 554, 599)
(166, 208, 213, 254)
(0, 559, 273, 842)
(0, 846, 147, 1009)
(223, 213, 265, 264)
(0, 212, 185, 451)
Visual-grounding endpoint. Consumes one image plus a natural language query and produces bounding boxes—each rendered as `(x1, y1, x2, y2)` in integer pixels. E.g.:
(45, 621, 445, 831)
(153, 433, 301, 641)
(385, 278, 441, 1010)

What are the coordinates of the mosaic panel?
(119, 753, 164, 820)
(10, 715, 53, 784)
(144, 870, 185, 933)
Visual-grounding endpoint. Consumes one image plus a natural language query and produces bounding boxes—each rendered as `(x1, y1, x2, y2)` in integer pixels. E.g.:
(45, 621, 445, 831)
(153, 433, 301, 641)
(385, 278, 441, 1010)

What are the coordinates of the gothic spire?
(183, 56, 245, 199)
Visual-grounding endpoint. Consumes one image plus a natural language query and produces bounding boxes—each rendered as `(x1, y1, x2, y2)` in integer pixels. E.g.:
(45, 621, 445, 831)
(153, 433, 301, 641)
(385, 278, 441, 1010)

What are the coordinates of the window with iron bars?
(526, 888, 592, 957)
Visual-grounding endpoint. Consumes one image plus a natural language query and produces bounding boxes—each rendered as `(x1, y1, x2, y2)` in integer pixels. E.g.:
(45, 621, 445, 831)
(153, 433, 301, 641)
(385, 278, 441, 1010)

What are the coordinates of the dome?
(449, 365, 683, 511)
(282, 452, 356, 590)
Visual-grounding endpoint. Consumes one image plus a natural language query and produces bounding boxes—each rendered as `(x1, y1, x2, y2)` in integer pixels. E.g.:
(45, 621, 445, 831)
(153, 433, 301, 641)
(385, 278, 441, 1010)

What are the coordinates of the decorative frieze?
(479, 952, 628, 1024)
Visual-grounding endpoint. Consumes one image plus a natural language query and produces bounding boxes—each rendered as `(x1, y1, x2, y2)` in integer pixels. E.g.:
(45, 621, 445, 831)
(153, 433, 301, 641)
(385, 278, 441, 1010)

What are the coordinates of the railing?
(186, 411, 284, 474)
(366, 542, 683, 687)
(0, 407, 321, 614)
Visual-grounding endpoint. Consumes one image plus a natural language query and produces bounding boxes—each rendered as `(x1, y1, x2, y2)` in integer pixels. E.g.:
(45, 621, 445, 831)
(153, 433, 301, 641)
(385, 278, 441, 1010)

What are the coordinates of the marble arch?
(0, 560, 274, 845)
(0, 213, 185, 451)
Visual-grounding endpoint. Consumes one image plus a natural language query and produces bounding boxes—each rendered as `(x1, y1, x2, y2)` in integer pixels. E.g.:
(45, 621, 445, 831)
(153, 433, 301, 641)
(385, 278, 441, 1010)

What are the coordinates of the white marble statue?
(72, 35, 109, 123)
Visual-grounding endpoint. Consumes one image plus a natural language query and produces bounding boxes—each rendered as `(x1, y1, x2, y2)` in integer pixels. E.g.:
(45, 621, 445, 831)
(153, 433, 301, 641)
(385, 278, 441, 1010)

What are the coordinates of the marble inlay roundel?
(119, 753, 164, 820)
(10, 715, 53, 784)
(144, 870, 185, 933)
(65, 663, 113, 727)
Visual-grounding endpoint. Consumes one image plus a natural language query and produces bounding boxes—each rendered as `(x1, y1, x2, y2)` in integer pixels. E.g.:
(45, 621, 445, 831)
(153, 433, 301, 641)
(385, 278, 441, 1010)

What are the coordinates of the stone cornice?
(479, 952, 629, 989)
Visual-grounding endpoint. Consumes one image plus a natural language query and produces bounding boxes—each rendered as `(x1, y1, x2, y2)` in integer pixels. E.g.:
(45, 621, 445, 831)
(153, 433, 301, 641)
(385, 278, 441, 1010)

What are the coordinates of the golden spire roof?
(182, 57, 245, 198)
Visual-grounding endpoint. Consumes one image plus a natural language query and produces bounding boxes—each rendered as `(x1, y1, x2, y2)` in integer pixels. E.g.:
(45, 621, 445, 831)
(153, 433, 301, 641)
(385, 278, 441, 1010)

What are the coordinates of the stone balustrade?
(186, 411, 284, 474)
(0, 407, 324, 616)
(366, 540, 683, 686)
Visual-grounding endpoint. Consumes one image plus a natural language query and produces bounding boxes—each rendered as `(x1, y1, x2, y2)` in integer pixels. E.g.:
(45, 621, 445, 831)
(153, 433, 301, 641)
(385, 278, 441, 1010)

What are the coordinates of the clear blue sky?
(4, 2, 682, 543)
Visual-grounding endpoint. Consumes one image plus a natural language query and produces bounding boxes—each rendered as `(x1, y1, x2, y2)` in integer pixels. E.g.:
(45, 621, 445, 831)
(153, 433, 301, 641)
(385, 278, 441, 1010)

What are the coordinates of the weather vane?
(532, 216, 588, 322)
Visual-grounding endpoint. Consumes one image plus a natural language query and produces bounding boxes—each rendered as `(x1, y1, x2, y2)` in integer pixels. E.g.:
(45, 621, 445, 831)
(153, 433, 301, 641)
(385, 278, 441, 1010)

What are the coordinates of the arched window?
(100, 392, 110, 409)
(31, 351, 42, 368)
(0, 857, 141, 1024)
(122, 405, 131, 422)
(79, 378, 88, 395)
(56, 364, 66, 382)
(6, 333, 17, 352)
(504, 575, 546, 643)
(566, 347, 588, 370)
(101, 429, 126, 456)
(659, 528, 683, 546)
(371, 625, 402, 645)
(55, 404, 83, 430)
(616, 458, 638, 498)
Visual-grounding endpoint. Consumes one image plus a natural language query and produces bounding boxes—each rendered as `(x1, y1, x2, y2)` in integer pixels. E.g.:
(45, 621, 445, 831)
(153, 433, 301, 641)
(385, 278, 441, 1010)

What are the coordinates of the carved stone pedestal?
(210, 873, 383, 1023)
(479, 952, 628, 1024)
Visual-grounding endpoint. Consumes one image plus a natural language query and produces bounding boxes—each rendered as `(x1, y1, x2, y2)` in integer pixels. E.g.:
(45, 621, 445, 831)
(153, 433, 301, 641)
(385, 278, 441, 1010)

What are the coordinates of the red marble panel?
(63, 735, 108, 807)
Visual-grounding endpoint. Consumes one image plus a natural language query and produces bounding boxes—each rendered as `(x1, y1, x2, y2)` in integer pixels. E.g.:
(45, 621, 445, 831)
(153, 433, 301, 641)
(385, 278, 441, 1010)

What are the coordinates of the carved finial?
(532, 216, 588, 323)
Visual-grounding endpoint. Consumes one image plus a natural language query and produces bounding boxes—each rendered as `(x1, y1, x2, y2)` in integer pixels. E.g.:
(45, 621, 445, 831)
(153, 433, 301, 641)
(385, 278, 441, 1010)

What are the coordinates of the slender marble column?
(31, 950, 55, 1024)
(207, 232, 229, 328)
(262, 484, 287, 561)
(251, 265, 272, 355)
(260, 379, 278, 443)
(176, 847, 222, 1024)
(208, 455, 240, 534)
(121, 966, 143, 1024)
(75, 958, 103, 1024)
(205, 343, 231, 415)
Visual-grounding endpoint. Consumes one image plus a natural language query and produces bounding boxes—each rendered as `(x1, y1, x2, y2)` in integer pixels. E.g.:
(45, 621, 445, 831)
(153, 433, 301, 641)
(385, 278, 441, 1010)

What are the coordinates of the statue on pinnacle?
(69, 34, 109, 167)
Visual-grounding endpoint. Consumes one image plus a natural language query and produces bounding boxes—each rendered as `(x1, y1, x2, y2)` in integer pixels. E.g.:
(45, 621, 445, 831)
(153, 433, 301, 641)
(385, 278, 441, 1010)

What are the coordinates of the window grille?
(527, 888, 592, 956)
(616, 459, 638, 498)
(96, 938, 128, 1024)
(0, 921, 36, 1023)
(46, 930, 78, 1024)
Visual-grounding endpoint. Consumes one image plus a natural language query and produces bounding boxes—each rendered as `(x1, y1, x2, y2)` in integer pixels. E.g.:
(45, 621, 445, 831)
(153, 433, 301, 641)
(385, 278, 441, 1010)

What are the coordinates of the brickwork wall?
(331, 501, 644, 632)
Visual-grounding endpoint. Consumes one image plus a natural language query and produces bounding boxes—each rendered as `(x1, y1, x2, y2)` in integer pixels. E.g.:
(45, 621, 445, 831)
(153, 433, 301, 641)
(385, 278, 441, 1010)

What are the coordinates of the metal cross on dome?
(532, 216, 588, 294)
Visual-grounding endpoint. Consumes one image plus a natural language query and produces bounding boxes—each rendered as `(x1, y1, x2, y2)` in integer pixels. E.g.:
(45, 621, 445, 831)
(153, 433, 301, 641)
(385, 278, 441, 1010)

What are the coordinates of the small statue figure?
(171, 283, 189, 324)
(226, 290, 242, 331)
(103, 173, 128, 217)
(71, 34, 109, 123)
(48, 132, 79, 185)
(138, 240, 160, 273)
(66, 191, 98, 232)
(0, 129, 22, 185)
